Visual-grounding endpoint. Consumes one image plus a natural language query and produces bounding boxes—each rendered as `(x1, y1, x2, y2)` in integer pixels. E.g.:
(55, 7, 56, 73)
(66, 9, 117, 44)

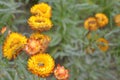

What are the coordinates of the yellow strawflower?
(27, 53, 55, 77)
(30, 2, 52, 18)
(84, 17, 98, 31)
(28, 16, 53, 32)
(2, 32, 27, 60)
(96, 38, 109, 52)
(95, 13, 108, 28)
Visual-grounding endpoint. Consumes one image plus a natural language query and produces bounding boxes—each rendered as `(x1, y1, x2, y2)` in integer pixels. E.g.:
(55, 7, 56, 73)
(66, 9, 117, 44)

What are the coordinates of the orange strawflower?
(96, 38, 109, 52)
(84, 17, 98, 31)
(114, 14, 120, 26)
(24, 32, 51, 55)
(54, 64, 69, 80)
(0, 26, 7, 34)
(95, 13, 108, 28)
(24, 38, 41, 55)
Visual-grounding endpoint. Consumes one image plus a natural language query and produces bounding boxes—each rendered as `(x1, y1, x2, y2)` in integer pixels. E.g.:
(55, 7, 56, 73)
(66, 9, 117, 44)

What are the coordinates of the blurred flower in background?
(96, 38, 109, 52)
(84, 17, 98, 31)
(0, 26, 7, 34)
(114, 14, 120, 27)
(95, 13, 108, 28)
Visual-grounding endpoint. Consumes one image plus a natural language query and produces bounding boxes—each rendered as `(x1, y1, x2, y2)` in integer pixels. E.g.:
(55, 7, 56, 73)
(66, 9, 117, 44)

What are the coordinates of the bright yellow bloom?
(28, 16, 53, 32)
(24, 32, 51, 55)
(2, 32, 27, 60)
(114, 14, 120, 27)
(27, 53, 55, 77)
(84, 17, 98, 31)
(95, 13, 108, 28)
(30, 2, 52, 18)
(96, 38, 109, 52)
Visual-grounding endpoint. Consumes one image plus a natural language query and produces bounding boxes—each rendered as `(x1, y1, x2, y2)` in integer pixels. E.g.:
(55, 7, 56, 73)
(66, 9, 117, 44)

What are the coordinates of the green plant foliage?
(0, 0, 120, 80)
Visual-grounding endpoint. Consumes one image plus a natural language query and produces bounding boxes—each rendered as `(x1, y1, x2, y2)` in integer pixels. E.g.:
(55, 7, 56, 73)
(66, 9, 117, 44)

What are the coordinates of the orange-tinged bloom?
(84, 17, 98, 31)
(28, 16, 53, 32)
(24, 32, 51, 55)
(2, 32, 27, 60)
(114, 14, 120, 26)
(0, 26, 7, 34)
(24, 38, 41, 55)
(30, 2, 52, 18)
(96, 38, 109, 52)
(27, 53, 55, 77)
(54, 64, 69, 80)
(30, 32, 51, 52)
(95, 13, 108, 28)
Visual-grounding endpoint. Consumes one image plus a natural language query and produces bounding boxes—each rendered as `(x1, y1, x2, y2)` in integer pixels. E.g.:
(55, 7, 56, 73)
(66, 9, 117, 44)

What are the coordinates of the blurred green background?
(0, 0, 120, 80)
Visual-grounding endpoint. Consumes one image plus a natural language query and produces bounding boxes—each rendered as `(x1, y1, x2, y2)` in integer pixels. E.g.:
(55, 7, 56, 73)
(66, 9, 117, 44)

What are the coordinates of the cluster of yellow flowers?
(84, 13, 109, 53)
(84, 13, 108, 31)
(2, 2, 69, 80)
(28, 2, 53, 32)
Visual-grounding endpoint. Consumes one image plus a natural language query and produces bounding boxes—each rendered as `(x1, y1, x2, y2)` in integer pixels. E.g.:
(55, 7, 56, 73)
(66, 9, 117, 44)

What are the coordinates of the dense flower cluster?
(84, 13, 108, 31)
(27, 2, 56, 78)
(84, 13, 109, 53)
(2, 2, 69, 79)
(28, 2, 53, 32)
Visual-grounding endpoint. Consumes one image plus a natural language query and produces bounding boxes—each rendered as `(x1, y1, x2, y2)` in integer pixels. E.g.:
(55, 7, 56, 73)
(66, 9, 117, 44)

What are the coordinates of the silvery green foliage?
(0, 0, 120, 80)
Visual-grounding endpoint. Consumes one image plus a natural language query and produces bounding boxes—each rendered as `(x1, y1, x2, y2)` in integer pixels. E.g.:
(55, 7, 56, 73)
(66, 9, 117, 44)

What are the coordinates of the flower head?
(24, 38, 41, 55)
(84, 17, 98, 31)
(24, 32, 51, 55)
(96, 38, 109, 52)
(54, 64, 69, 80)
(28, 16, 53, 32)
(30, 2, 52, 18)
(2, 32, 27, 60)
(27, 53, 55, 77)
(0, 26, 7, 34)
(114, 14, 120, 26)
(95, 13, 108, 28)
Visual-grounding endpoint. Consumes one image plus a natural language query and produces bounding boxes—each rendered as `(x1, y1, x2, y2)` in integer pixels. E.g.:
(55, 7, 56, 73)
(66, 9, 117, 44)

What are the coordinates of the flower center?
(38, 62, 44, 67)
(35, 20, 45, 23)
